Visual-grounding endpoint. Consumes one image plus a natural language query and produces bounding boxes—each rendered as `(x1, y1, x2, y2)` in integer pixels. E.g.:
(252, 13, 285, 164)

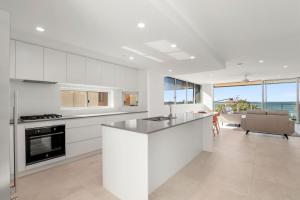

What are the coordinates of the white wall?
(0, 9, 11, 200)
(202, 84, 214, 111)
(10, 80, 61, 117)
(9, 70, 148, 118)
(147, 70, 213, 117)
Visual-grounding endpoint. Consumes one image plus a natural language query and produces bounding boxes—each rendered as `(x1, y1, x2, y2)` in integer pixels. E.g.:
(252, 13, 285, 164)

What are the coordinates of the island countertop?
(102, 112, 214, 134)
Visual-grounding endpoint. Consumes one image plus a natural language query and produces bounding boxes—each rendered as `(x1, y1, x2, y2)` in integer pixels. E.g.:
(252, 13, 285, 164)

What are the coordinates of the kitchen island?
(102, 112, 214, 200)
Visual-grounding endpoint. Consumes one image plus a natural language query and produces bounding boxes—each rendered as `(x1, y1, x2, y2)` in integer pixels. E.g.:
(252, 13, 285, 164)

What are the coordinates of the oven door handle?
(29, 132, 64, 139)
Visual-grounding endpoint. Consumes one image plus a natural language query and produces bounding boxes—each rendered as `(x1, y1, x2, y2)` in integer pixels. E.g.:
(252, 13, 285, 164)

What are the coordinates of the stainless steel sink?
(143, 116, 175, 121)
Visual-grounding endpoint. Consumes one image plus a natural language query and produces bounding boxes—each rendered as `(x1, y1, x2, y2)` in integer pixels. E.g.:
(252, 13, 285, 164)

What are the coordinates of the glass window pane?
(164, 77, 175, 104)
(73, 91, 87, 107)
(214, 84, 262, 112)
(195, 84, 201, 104)
(98, 92, 108, 106)
(87, 92, 99, 107)
(187, 82, 194, 104)
(176, 79, 187, 104)
(123, 92, 138, 106)
(61, 90, 74, 107)
(265, 79, 296, 119)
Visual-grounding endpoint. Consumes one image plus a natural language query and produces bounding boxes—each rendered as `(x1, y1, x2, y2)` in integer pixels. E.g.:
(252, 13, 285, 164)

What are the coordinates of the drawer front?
(66, 138, 102, 158)
(66, 118, 101, 128)
(66, 125, 101, 144)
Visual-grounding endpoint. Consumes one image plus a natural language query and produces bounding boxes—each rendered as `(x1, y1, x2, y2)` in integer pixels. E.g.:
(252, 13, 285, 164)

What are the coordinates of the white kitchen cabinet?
(10, 40, 16, 78)
(101, 62, 115, 87)
(66, 138, 102, 158)
(115, 65, 125, 88)
(44, 48, 67, 82)
(16, 41, 44, 81)
(124, 67, 138, 91)
(67, 54, 86, 84)
(86, 58, 102, 85)
(115, 66, 137, 91)
(66, 125, 102, 144)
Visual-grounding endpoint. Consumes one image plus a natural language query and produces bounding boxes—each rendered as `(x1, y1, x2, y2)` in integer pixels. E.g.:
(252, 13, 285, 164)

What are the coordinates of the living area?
(213, 79, 300, 138)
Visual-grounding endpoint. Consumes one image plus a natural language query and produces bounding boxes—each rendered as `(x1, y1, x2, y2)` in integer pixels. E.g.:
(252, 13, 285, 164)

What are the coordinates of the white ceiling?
(1, 0, 300, 82)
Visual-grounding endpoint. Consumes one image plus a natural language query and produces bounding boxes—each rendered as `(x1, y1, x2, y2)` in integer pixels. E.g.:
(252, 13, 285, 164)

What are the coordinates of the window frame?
(175, 79, 187, 104)
(186, 82, 194, 104)
(164, 77, 176, 105)
(194, 84, 202, 104)
(163, 77, 201, 105)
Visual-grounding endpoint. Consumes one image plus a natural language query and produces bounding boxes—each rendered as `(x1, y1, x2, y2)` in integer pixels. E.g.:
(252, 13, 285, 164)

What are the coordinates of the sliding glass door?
(263, 79, 297, 120)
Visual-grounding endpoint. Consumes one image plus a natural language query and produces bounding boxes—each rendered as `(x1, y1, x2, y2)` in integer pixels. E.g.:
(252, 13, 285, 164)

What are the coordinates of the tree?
(215, 98, 258, 113)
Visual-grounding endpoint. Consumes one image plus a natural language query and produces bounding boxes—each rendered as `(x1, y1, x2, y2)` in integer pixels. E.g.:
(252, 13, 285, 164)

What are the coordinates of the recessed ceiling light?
(168, 69, 173, 72)
(171, 44, 177, 48)
(129, 56, 135, 60)
(283, 65, 288, 68)
(258, 60, 264, 63)
(137, 22, 145, 29)
(190, 56, 195, 60)
(35, 26, 45, 32)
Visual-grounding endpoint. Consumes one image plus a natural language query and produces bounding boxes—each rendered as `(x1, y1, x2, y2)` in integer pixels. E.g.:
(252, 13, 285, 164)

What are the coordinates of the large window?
(164, 77, 176, 104)
(214, 79, 299, 120)
(61, 90, 109, 108)
(164, 77, 201, 105)
(176, 79, 187, 104)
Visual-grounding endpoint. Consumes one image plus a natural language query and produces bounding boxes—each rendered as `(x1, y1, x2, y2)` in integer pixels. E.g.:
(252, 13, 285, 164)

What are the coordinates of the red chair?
(213, 113, 220, 136)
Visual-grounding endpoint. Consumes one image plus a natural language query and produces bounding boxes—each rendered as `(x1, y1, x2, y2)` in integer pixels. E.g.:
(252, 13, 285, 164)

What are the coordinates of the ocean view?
(214, 102, 297, 118)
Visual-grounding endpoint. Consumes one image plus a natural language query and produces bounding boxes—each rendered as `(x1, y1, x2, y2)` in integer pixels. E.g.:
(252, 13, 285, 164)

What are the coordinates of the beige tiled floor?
(17, 128, 300, 200)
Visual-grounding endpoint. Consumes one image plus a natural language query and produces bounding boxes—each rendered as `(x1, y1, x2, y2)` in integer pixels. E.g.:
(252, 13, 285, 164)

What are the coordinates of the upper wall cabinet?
(10, 40, 16, 79)
(101, 62, 115, 87)
(16, 41, 44, 81)
(115, 65, 138, 91)
(115, 65, 125, 88)
(124, 67, 138, 91)
(44, 48, 67, 82)
(86, 58, 102, 85)
(67, 54, 86, 84)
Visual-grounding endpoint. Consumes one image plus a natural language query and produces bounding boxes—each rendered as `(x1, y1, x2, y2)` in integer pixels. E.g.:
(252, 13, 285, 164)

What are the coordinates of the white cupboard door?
(101, 62, 115, 87)
(67, 54, 86, 84)
(124, 67, 138, 91)
(10, 40, 16, 78)
(115, 65, 125, 89)
(44, 48, 67, 82)
(66, 138, 102, 158)
(16, 41, 44, 81)
(86, 58, 102, 85)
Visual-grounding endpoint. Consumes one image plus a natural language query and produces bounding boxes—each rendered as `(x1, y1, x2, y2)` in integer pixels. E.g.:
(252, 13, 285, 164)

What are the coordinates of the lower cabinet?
(66, 124, 102, 158)
(66, 137, 102, 158)
(66, 125, 101, 143)
(14, 112, 148, 173)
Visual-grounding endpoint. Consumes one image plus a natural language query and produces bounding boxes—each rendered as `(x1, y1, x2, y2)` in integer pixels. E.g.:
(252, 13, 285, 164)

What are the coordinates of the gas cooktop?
(20, 114, 63, 122)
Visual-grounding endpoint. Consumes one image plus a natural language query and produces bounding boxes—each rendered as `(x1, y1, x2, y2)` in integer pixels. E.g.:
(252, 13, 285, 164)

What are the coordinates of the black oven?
(25, 125, 65, 166)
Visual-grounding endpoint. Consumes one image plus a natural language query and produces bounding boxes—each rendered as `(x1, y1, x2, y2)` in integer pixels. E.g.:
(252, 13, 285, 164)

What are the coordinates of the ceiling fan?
(242, 73, 250, 82)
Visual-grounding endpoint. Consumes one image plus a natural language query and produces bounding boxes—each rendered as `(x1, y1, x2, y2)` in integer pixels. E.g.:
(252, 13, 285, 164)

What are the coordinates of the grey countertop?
(102, 112, 214, 134)
(11, 110, 148, 124)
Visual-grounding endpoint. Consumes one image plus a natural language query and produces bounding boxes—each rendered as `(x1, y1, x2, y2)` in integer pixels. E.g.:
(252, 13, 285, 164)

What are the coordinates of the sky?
(214, 83, 297, 102)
